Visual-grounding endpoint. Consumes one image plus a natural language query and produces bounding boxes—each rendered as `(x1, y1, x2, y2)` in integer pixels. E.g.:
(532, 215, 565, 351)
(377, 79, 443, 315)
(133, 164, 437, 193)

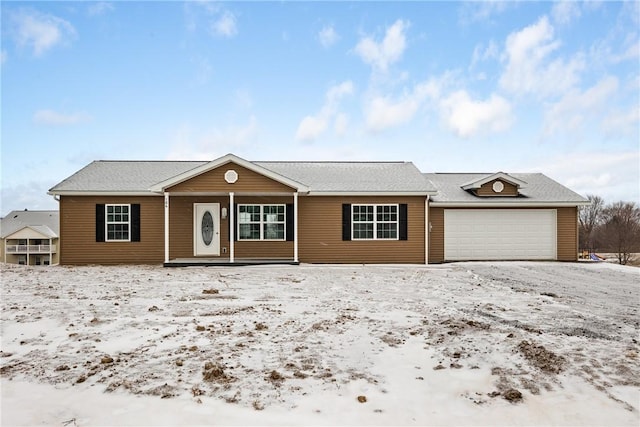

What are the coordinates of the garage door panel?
(444, 209, 557, 261)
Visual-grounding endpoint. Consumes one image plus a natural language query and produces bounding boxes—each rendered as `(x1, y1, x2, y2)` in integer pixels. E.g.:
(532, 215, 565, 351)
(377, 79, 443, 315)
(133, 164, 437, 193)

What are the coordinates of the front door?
(194, 203, 220, 256)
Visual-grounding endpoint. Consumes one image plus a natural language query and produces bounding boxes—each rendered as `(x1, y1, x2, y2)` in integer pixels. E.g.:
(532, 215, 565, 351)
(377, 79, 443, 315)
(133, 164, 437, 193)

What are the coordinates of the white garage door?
(444, 209, 557, 261)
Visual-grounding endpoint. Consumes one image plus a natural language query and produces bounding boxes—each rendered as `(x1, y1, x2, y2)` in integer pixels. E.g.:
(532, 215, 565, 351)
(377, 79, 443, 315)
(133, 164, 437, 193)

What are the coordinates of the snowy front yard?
(1, 261, 638, 426)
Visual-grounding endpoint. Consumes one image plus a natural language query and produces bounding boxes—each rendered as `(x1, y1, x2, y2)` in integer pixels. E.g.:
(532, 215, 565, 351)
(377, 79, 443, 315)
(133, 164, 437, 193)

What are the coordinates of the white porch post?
(49, 238, 52, 265)
(4, 239, 6, 263)
(26, 239, 30, 266)
(293, 192, 299, 263)
(164, 192, 170, 263)
(229, 192, 235, 263)
(425, 195, 430, 264)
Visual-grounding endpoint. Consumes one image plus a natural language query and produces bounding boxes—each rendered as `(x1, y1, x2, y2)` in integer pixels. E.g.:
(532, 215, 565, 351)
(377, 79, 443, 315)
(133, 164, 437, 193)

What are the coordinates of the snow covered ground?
(1, 261, 638, 426)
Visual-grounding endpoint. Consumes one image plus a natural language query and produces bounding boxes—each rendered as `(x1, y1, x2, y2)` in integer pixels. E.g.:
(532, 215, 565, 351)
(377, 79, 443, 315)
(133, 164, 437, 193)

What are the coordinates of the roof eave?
(429, 200, 590, 207)
(48, 191, 159, 197)
(308, 191, 437, 197)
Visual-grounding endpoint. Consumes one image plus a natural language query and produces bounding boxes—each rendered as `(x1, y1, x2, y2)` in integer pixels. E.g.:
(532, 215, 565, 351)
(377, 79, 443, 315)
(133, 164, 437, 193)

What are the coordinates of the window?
(352, 204, 398, 240)
(106, 204, 130, 241)
(96, 204, 140, 243)
(238, 205, 285, 240)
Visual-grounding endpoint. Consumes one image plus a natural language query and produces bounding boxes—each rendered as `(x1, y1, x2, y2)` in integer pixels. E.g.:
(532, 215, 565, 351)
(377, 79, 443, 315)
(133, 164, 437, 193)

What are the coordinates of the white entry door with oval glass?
(194, 203, 220, 256)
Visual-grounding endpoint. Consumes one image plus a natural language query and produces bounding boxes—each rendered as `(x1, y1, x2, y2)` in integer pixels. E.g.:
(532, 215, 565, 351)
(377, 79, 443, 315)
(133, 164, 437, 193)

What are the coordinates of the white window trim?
(105, 203, 131, 242)
(237, 204, 286, 241)
(352, 204, 400, 241)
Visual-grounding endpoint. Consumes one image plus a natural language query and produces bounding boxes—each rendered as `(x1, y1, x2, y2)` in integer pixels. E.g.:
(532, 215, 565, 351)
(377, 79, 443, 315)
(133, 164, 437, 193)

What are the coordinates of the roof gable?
(149, 154, 309, 193)
(4, 225, 57, 240)
(0, 210, 59, 238)
(460, 172, 527, 191)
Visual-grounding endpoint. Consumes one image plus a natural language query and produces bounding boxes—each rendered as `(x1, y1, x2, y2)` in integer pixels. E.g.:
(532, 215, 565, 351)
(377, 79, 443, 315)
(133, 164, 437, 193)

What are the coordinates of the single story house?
(47, 153, 589, 265)
(1, 210, 59, 265)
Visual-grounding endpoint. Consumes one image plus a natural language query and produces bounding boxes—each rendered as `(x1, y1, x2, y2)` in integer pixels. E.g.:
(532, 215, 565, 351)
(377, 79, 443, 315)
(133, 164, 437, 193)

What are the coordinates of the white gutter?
(429, 201, 590, 207)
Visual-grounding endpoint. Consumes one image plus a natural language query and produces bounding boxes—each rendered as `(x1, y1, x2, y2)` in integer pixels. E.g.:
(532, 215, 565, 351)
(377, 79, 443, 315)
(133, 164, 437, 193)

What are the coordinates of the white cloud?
(440, 91, 513, 138)
(295, 81, 354, 142)
(363, 78, 445, 132)
(211, 10, 237, 37)
(33, 109, 91, 126)
(526, 151, 640, 203)
(295, 116, 329, 142)
(87, 2, 114, 17)
(168, 116, 258, 161)
(354, 19, 408, 72)
(11, 9, 76, 56)
(318, 25, 339, 48)
(185, 3, 238, 38)
(602, 105, 640, 138)
(543, 76, 619, 136)
(334, 113, 348, 136)
(459, 1, 511, 24)
(470, 40, 499, 69)
(551, 1, 581, 25)
(500, 16, 584, 98)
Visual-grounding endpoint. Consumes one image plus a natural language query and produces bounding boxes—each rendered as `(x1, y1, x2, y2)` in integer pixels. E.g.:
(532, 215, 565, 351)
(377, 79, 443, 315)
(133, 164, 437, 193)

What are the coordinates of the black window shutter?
(131, 204, 141, 242)
(96, 204, 105, 242)
(399, 204, 408, 241)
(342, 204, 351, 241)
(286, 204, 294, 241)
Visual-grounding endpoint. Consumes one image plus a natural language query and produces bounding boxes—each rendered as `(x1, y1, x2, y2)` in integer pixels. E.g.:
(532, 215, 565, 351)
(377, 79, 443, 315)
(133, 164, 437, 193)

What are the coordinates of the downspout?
(229, 192, 235, 263)
(293, 192, 298, 263)
(164, 192, 169, 263)
(425, 195, 430, 264)
(52, 194, 60, 264)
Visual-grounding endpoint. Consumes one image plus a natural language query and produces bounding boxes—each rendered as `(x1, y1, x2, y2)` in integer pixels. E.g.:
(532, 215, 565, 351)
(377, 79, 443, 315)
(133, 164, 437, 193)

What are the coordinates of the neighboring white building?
(0, 210, 59, 265)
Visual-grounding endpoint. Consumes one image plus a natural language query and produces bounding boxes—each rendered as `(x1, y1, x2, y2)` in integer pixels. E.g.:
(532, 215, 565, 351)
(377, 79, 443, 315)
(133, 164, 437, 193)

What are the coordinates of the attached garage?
(425, 172, 588, 263)
(444, 209, 557, 261)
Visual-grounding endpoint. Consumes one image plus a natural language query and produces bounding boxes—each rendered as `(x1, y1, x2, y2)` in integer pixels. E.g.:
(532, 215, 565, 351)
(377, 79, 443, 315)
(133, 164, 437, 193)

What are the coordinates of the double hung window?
(106, 204, 130, 241)
(352, 204, 398, 240)
(238, 204, 285, 240)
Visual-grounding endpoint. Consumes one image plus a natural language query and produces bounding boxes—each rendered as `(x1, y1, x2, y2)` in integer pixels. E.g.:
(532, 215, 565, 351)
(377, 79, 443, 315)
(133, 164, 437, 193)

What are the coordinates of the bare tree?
(600, 201, 640, 265)
(578, 194, 604, 251)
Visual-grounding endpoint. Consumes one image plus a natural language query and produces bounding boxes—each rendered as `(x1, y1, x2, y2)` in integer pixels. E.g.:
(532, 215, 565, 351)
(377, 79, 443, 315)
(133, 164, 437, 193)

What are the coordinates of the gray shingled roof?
(0, 210, 59, 238)
(49, 160, 436, 194)
(257, 161, 435, 193)
(425, 173, 589, 204)
(49, 161, 206, 192)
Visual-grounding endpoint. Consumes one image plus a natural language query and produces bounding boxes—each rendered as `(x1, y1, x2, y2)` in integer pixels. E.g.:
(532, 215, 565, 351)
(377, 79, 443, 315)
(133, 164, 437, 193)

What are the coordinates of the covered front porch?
(162, 191, 300, 266)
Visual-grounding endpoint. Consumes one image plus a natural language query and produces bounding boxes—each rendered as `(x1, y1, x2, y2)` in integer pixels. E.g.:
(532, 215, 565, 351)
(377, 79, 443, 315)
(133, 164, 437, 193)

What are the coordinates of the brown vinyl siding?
(476, 179, 518, 196)
(59, 196, 164, 265)
(428, 207, 445, 263)
(557, 207, 578, 261)
(167, 162, 295, 193)
(298, 196, 425, 264)
(429, 206, 580, 263)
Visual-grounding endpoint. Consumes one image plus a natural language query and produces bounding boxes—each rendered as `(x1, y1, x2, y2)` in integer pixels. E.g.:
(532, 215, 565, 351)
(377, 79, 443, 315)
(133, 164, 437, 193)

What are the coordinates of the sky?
(1, 1, 639, 216)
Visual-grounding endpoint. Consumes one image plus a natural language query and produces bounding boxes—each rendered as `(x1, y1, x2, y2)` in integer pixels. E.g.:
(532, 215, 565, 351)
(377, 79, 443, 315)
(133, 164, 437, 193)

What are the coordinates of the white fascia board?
(149, 153, 309, 193)
(166, 191, 299, 197)
(307, 191, 436, 197)
(47, 191, 159, 196)
(460, 172, 528, 190)
(430, 201, 590, 207)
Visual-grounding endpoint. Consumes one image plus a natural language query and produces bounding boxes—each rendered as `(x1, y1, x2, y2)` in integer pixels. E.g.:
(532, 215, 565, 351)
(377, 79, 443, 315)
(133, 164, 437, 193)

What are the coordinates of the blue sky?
(1, 1, 639, 216)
